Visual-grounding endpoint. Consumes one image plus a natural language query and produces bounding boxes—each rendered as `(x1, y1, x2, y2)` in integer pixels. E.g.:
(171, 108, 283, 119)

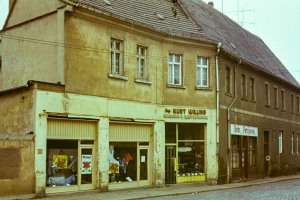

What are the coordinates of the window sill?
(225, 93, 233, 97)
(195, 86, 212, 91)
(167, 84, 186, 89)
(134, 79, 152, 85)
(241, 97, 248, 102)
(108, 73, 128, 81)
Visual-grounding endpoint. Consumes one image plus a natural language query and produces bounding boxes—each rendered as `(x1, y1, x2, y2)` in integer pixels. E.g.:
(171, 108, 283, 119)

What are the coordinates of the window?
(281, 89, 285, 111)
(274, 87, 278, 109)
(241, 74, 247, 99)
(136, 46, 148, 81)
(248, 137, 257, 166)
(291, 94, 295, 113)
(279, 131, 283, 154)
(292, 132, 297, 154)
(265, 83, 270, 106)
(297, 96, 300, 115)
(196, 56, 209, 87)
(168, 54, 182, 85)
(225, 67, 231, 94)
(297, 133, 299, 154)
(110, 38, 123, 76)
(249, 77, 255, 101)
(232, 136, 240, 168)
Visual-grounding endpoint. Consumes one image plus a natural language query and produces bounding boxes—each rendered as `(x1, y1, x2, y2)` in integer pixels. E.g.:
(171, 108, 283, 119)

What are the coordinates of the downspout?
(216, 42, 222, 181)
(57, 5, 73, 84)
(226, 59, 241, 183)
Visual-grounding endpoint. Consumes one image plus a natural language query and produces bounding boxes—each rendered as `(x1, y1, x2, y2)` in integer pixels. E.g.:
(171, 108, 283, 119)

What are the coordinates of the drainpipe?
(216, 42, 222, 181)
(226, 59, 241, 183)
(57, 5, 73, 85)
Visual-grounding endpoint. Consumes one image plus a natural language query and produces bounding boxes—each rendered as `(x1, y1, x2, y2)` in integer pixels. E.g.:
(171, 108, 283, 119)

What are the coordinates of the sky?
(0, 0, 299, 84)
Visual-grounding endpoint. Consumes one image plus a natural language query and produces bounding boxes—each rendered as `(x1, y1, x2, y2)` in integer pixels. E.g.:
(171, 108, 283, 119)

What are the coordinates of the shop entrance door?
(165, 145, 176, 184)
(79, 145, 95, 190)
(241, 137, 248, 180)
(139, 147, 149, 183)
(264, 131, 270, 177)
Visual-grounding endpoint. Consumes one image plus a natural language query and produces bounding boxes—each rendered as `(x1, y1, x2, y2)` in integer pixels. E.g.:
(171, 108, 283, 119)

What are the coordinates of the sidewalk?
(2, 175, 300, 200)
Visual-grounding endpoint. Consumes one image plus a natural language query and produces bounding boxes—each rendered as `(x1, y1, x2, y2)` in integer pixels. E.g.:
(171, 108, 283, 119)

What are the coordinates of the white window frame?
(111, 38, 123, 76)
(136, 46, 148, 80)
(196, 56, 209, 87)
(168, 54, 182, 85)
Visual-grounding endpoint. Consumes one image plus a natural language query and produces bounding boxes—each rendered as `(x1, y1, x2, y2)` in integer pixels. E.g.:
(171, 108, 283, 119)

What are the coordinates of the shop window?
(279, 131, 283, 154)
(292, 132, 297, 154)
(232, 136, 240, 168)
(248, 137, 256, 166)
(46, 140, 78, 187)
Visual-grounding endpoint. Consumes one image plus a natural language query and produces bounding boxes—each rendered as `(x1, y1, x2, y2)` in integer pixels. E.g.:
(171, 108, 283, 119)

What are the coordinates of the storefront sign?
(82, 154, 92, 174)
(163, 108, 207, 119)
(230, 124, 258, 137)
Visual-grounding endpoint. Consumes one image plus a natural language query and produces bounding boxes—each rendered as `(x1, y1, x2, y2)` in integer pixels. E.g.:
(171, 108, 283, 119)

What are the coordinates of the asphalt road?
(147, 179, 300, 200)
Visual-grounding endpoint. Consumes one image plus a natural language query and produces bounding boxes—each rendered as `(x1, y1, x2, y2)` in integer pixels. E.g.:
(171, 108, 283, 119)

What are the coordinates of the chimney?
(208, 1, 214, 7)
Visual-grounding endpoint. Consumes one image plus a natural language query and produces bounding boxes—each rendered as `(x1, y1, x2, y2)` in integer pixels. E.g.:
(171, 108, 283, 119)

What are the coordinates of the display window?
(165, 123, 206, 184)
(46, 140, 95, 188)
(109, 142, 149, 184)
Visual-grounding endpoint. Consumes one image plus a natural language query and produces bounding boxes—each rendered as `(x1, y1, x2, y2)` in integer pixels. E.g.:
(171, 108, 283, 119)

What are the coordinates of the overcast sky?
(0, 0, 299, 84)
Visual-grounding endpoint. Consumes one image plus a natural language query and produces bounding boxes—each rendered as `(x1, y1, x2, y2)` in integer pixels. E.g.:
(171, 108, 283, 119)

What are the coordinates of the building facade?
(0, 0, 218, 197)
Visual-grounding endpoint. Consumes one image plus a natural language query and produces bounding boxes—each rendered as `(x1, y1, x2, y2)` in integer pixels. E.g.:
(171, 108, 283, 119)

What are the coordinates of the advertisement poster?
(53, 155, 68, 169)
(82, 154, 92, 174)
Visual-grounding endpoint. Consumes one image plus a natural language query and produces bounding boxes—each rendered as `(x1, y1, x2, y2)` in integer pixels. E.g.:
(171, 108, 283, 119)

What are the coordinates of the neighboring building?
(180, 0, 300, 183)
(0, 0, 218, 197)
(0, 0, 299, 198)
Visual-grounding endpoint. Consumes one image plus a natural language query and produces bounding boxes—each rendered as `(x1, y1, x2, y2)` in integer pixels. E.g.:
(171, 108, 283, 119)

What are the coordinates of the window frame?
(225, 67, 232, 95)
(136, 45, 149, 82)
(291, 93, 295, 114)
(281, 89, 285, 111)
(249, 77, 255, 102)
(241, 74, 247, 100)
(168, 53, 183, 86)
(110, 38, 124, 76)
(196, 56, 209, 88)
(265, 83, 270, 107)
(274, 86, 278, 109)
(279, 131, 283, 154)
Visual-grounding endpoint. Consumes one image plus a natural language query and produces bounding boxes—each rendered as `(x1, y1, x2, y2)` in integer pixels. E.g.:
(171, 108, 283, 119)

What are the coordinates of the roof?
(64, 0, 214, 42)
(64, 0, 299, 88)
(179, 0, 299, 88)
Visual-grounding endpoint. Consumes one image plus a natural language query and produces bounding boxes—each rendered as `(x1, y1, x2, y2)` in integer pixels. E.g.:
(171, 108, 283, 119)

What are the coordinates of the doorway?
(79, 145, 95, 190)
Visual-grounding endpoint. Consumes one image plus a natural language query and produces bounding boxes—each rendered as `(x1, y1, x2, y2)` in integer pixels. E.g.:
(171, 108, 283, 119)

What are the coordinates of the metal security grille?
(109, 122, 151, 141)
(47, 118, 97, 139)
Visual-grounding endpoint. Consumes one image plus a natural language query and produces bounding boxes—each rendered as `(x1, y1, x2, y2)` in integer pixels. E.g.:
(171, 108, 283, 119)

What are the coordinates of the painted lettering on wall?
(163, 108, 207, 119)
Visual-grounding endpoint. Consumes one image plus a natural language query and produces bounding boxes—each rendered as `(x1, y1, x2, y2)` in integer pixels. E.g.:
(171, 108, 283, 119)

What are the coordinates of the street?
(147, 179, 300, 200)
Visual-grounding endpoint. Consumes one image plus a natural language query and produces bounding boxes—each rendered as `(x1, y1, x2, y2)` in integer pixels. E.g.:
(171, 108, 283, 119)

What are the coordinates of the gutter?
(216, 42, 222, 159)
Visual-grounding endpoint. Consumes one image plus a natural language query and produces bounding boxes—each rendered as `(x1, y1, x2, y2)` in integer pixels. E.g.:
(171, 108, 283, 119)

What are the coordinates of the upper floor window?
(249, 77, 255, 101)
(274, 86, 278, 109)
(225, 67, 231, 95)
(196, 56, 209, 87)
(281, 89, 285, 111)
(110, 38, 124, 76)
(297, 96, 300, 115)
(136, 45, 148, 81)
(168, 54, 182, 85)
(241, 74, 247, 100)
(291, 94, 295, 114)
(265, 83, 270, 107)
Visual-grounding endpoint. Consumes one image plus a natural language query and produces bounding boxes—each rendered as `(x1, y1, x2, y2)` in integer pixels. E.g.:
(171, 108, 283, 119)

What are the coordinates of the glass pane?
(140, 149, 148, 180)
(178, 124, 203, 140)
(46, 140, 78, 187)
(81, 148, 92, 184)
(165, 123, 176, 143)
(168, 64, 173, 83)
(202, 58, 208, 65)
(174, 55, 180, 63)
(169, 54, 173, 62)
(115, 41, 120, 50)
(197, 67, 201, 85)
(202, 68, 207, 86)
(174, 65, 180, 84)
(109, 142, 137, 183)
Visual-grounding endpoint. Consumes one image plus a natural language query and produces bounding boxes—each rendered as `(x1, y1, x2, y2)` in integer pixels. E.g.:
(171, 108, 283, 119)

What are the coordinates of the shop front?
(46, 118, 97, 193)
(231, 124, 258, 181)
(163, 107, 210, 184)
(108, 122, 153, 189)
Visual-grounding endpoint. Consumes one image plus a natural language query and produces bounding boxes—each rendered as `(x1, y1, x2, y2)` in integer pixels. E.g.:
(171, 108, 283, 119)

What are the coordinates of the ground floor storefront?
(32, 91, 218, 196)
